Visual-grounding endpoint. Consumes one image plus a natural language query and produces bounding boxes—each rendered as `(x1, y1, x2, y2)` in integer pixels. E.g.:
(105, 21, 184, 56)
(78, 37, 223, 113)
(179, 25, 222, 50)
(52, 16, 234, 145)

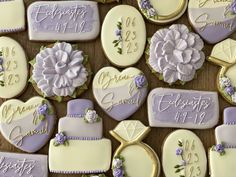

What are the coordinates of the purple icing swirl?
(135, 75, 146, 88)
(55, 132, 67, 145)
(215, 144, 225, 153)
(113, 168, 124, 177)
(38, 104, 48, 115)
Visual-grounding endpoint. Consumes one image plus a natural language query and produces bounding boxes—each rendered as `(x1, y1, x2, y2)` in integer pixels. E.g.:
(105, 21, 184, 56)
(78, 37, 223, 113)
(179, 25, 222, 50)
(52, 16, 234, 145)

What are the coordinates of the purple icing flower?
(55, 132, 67, 145)
(232, 0, 236, 14)
(115, 29, 122, 37)
(225, 86, 235, 96)
(140, 0, 151, 9)
(38, 104, 48, 115)
(113, 168, 124, 177)
(176, 148, 183, 155)
(135, 75, 146, 88)
(215, 144, 225, 153)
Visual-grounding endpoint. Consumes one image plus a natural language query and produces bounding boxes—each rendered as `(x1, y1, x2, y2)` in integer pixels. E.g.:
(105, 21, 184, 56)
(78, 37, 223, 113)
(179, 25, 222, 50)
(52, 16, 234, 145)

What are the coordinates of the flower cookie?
(209, 107, 236, 177)
(0, 0, 25, 34)
(30, 42, 91, 102)
(0, 96, 56, 153)
(28, 1, 100, 41)
(110, 120, 160, 177)
(49, 99, 112, 174)
(137, 0, 188, 24)
(188, 0, 236, 44)
(101, 5, 146, 67)
(146, 24, 205, 85)
(162, 129, 207, 177)
(0, 37, 28, 99)
(93, 67, 148, 121)
(208, 38, 236, 105)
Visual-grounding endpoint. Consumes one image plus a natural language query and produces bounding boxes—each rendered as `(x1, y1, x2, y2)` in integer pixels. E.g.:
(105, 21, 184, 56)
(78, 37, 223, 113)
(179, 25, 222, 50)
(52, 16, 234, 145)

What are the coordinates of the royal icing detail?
(163, 130, 207, 177)
(101, 5, 146, 67)
(110, 120, 160, 177)
(30, 42, 91, 102)
(137, 0, 188, 24)
(0, 97, 55, 153)
(0, 0, 25, 34)
(0, 152, 47, 177)
(27, 1, 100, 41)
(188, 0, 236, 44)
(49, 99, 112, 174)
(148, 88, 219, 129)
(208, 38, 236, 105)
(93, 67, 148, 121)
(0, 37, 28, 99)
(146, 24, 205, 84)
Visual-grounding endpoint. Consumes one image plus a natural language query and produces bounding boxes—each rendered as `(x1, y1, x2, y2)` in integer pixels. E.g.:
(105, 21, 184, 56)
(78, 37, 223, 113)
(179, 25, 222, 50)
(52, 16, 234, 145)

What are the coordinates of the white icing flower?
(149, 24, 205, 84)
(147, 8, 156, 17)
(219, 77, 232, 88)
(113, 158, 123, 168)
(32, 42, 88, 97)
(85, 109, 99, 123)
(232, 92, 236, 103)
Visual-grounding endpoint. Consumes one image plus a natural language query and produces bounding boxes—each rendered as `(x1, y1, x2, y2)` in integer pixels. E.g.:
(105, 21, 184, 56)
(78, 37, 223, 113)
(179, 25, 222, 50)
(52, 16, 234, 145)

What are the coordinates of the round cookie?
(0, 36, 28, 99)
(101, 5, 146, 67)
(146, 24, 205, 85)
(30, 42, 92, 102)
(188, 0, 236, 44)
(137, 0, 188, 24)
(162, 129, 207, 177)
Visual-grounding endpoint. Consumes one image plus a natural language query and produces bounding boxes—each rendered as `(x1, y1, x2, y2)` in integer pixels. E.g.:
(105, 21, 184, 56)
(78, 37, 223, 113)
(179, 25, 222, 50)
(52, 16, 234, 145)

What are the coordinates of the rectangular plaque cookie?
(27, 1, 100, 41)
(148, 88, 219, 129)
(0, 152, 48, 177)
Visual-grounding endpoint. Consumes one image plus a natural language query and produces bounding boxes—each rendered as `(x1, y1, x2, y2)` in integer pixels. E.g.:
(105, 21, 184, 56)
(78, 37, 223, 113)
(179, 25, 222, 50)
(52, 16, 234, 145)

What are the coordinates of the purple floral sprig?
(135, 74, 147, 89)
(112, 18, 123, 55)
(53, 132, 69, 146)
(219, 76, 236, 103)
(37, 100, 54, 121)
(174, 140, 188, 176)
(139, 0, 157, 18)
(211, 143, 225, 156)
(112, 156, 127, 177)
(231, 0, 236, 14)
(0, 52, 5, 87)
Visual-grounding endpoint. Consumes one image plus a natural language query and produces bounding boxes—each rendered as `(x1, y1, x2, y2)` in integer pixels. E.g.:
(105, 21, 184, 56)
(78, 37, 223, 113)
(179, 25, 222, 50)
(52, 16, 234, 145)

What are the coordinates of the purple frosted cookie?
(146, 24, 205, 85)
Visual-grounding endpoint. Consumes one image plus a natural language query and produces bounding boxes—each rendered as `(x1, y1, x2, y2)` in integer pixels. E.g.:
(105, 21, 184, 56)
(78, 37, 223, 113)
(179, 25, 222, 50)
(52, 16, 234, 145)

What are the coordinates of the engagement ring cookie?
(110, 120, 160, 177)
(101, 5, 146, 67)
(30, 42, 91, 102)
(0, 37, 28, 99)
(93, 67, 148, 121)
(28, 1, 100, 41)
(162, 130, 207, 177)
(208, 38, 236, 105)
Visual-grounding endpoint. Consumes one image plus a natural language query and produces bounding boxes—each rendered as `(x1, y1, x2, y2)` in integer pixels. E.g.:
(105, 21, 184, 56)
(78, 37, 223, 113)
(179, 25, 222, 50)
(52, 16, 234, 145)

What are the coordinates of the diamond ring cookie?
(146, 24, 205, 85)
(0, 0, 25, 34)
(137, 0, 188, 24)
(49, 99, 112, 174)
(93, 67, 148, 121)
(30, 42, 92, 102)
(209, 107, 236, 177)
(148, 88, 219, 129)
(162, 129, 207, 177)
(28, 1, 100, 41)
(188, 0, 236, 44)
(208, 38, 236, 105)
(0, 96, 56, 153)
(101, 5, 146, 67)
(110, 120, 161, 177)
(0, 37, 28, 99)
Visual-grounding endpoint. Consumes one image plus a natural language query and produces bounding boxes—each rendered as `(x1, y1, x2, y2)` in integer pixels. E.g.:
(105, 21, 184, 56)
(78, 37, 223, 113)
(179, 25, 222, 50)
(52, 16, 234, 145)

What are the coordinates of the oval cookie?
(0, 36, 28, 98)
(101, 5, 146, 67)
(162, 130, 207, 177)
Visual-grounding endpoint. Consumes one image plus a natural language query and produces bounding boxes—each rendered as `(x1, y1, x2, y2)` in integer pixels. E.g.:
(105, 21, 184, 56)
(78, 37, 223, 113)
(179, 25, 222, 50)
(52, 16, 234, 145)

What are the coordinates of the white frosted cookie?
(101, 5, 146, 67)
(0, 37, 28, 99)
(0, 0, 25, 34)
(162, 130, 207, 177)
(27, 1, 100, 41)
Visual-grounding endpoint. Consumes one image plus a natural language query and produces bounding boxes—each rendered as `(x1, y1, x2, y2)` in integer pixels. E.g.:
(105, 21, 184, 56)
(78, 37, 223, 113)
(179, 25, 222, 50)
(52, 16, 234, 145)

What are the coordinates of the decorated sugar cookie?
(0, 0, 25, 34)
(146, 24, 205, 85)
(93, 67, 148, 121)
(137, 0, 188, 24)
(28, 1, 100, 41)
(0, 96, 56, 153)
(30, 42, 92, 102)
(101, 5, 146, 67)
(0, 37, 28, 99)
(110, 120, 160, 177)
(208, 38, 236, 105)
(209, 107, 236, 177)
(162, 129, 207, 177)
(49, 99, 112, 174)
(0, 151, 48, 177)
(148, 88, 219, 129)
(188, 0, 236, 44)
